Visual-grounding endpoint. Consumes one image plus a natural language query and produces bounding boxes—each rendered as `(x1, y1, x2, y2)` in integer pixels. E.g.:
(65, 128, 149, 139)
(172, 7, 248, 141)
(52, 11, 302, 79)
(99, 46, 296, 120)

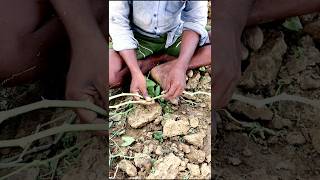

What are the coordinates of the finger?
(172, 86, 183, 100)
(131, 90, 140, 101)
(165, 83, 177, 100)
(140, 87, 151, 101)
(70, 93, 97, 124)
(164, 78, 170, 93)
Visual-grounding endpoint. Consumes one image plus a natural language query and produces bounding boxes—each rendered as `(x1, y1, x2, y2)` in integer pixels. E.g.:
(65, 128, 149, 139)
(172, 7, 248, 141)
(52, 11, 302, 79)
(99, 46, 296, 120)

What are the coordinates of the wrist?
(175, 59, 189, 71)
(129, 67, 143, 76)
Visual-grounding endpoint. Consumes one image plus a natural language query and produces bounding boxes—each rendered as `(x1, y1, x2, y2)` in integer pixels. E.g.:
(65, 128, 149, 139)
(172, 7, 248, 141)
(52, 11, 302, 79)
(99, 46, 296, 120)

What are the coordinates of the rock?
(187, 70, 194, 78)
(200, 163, 211, 178)
(304, 20, 320, 41)
(186, 72, 201, 90)
(187, 163, 201, 177)
(228, 157, 242, 166)
(118, 159, 137, 177)
(228, 101, 273, 121)
(189, 116, 199, 128)
(310, 128, 320, 153)
(186, 146, 206, 164)
(240, 31, 287, 89)
(242, 147, 253, 157)
(299, 75, 320, 90)
(286, 132, 306, 145)
(179, 161, 187, 171)
(180, 143, 191, 153)
(62, 138, 108, 180)
(300, 13, 318, 24)
(285, 36, 320, 75)
(183, 131, 206, 148)
(275, 160, 295, 170)
(243, 26, 264, 50)
(155, 145, 163, 155)
(146, 153, 181, 179)
(163, 117, 190, 137)
(271, 115, 293, 129)
(198, 74, 211, 90)
(241, 42, 249, 60)
(134, 153, 152, 171)
(206, 154, 211, 163)
(128, 103, 162, 128)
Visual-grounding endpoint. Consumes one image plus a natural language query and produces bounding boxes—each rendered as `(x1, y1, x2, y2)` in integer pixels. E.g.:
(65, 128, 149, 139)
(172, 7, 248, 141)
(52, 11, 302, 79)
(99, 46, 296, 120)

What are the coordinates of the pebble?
(155, 145, 163, 155)
(228, 157, 242, 166)
(187, 163, 201, 177)
(118, 159, 137, 177)
(286, 132, 306, 145)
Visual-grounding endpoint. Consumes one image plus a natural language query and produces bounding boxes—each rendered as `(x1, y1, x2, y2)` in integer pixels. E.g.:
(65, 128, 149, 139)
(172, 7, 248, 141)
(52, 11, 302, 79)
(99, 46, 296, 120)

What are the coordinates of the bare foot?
(150, 60, 177, 89)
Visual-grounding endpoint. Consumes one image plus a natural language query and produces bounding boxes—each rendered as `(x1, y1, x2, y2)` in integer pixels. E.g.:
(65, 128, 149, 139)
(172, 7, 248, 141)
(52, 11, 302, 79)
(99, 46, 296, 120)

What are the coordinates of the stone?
(163, 118, 190, 137)
(183, 131, 206, 148)
(187, 163, 201, 177)
(118, 160, 137, 177)
(240, 31, 287, 89)
(228, 101, 273, 121)
(304, 20, 320, 41)
(286, 132, 306, 145)
(134, 153, 152, 171)
(228, 157, 242, 166)
(200, 163, 211, 178)
(128, 103, 162, 128)
(155, 145, 163, 155)
(241, 42, 249, 60)
(189, 116, 199, 128)
(271, 115, 293, 129)
(243, 26, 264, 50)
(186, 72, 201, 90)
(186, 146, 206, 164)
(146, 153, 181, 179)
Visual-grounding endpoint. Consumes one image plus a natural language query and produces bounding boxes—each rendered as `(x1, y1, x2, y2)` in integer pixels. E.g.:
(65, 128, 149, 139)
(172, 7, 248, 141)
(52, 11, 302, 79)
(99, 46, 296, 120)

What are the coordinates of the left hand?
(163, 60, 187, 101)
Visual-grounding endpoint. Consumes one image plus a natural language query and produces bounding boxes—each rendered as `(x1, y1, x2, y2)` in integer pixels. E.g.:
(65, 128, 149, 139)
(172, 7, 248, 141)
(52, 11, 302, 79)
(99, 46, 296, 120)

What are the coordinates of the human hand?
(65, 45, 107, 135)
(163, 60, 187, 101)
(130, 71, 151, 101)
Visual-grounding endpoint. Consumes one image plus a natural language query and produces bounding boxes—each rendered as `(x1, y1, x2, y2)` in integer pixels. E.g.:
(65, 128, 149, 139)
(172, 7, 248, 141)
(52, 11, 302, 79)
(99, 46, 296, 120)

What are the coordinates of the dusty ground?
(214, 14, 320, 180)
(108, 67, 211, 179)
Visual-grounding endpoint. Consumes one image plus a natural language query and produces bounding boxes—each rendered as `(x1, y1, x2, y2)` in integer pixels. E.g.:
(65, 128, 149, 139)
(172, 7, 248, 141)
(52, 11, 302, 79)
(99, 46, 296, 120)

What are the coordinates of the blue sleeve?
(181, 1, 209, 46)
(109, 1, 138, 51)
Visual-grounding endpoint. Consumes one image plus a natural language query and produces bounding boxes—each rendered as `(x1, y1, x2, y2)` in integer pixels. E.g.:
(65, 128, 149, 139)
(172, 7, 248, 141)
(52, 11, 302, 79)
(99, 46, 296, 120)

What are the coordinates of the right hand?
(130, 71, 151, 101)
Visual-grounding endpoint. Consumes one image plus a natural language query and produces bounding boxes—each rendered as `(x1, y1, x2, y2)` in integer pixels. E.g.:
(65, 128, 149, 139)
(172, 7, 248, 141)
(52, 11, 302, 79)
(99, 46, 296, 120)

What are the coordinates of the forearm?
(119, 49, 142, 75)
(248, 0, 320, 25)
(50, 0, 105, 48)
(176, 30, 200, 70)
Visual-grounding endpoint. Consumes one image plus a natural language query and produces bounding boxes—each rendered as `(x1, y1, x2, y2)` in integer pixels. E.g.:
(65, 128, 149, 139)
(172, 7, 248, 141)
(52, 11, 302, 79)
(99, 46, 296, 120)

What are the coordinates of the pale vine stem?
(231, 93, 320, 108)
(0, 140, 89, 180)
(0, 100, 107, 125)
(0, 124, 107, 149)
(109, 90, 211, 109)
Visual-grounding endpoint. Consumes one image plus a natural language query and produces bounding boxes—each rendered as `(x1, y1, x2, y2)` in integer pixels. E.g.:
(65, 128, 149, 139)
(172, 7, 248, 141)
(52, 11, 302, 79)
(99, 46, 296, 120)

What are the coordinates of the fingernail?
(145, 96, 152, 101)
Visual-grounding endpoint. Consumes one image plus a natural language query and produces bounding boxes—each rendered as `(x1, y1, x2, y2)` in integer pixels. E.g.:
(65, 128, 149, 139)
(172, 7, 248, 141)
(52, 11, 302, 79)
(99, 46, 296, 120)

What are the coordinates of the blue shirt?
(109, 1, 209, 51)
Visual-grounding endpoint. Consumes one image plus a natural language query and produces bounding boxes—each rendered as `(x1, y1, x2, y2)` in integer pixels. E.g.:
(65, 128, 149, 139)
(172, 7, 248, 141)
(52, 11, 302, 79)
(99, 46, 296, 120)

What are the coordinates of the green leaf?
(147, 86, 155, 97)
(146, 79, 156, 88)
(282, 17, 303, 32)
(121, 136, 135, 147)
(153, 131, 163, 143)
(155, 85, 161, 96)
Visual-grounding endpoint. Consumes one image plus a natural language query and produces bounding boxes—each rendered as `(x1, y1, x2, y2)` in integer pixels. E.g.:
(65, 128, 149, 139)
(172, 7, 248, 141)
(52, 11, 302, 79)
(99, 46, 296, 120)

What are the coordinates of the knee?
(109, 71, 121, 88)
(0, 36, 23, 78)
